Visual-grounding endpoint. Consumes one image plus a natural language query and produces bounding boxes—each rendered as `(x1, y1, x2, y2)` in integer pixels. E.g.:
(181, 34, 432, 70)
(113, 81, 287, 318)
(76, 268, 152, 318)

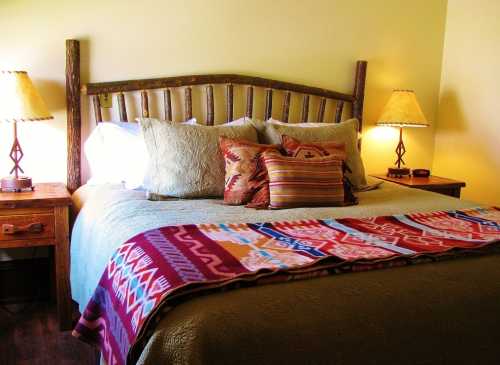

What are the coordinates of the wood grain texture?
(0, 183, 72, 330)
(66, 36, 368, 192)
(335, 100, 344, 123)
(184, 87, 192, 121)
(141, 90, 150, 118)
(83, 74, 356, 102)
(206, 85, 214, 126)
(163, 89, 172, 121)
(0, 183, 71, 210)
(117, 93, 128, 122)
(264, 89, 273, 120)
(54, 205, 71, 330)
(0, 214, 55, 242)
(225, 84, 233, 123)
(246, 86, 253, 118)
(300, 95, 309, 123)
(91, 95, 102, 124)
(371, 174, 465, 198)
(281, 91, 291, 123)
(0, 302, 99, 365)
(65, 39, 81, 193)
(316, 98, 326, 123)
(352, 60, 367, 131)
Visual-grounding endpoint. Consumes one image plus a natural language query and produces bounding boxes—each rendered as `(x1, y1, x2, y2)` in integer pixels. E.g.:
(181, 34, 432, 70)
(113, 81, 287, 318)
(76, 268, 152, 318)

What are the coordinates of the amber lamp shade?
(376, 90, 429, 177)
(0, 71, 53, 191)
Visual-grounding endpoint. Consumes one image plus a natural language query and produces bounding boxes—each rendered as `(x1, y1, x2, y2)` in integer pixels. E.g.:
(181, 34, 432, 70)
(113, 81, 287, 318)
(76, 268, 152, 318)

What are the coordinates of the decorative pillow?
(219, 137, 280, 205)
(140, 118, 258, 198)
(260, 118, 366, 188)
(262, 151, 347, 209)
(282, 135, 346, 160)
(85, 119, 198, 189)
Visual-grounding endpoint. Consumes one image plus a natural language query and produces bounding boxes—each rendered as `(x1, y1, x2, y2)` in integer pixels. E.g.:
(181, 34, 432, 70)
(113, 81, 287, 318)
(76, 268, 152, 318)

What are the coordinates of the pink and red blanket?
(73, 207, 500, 365)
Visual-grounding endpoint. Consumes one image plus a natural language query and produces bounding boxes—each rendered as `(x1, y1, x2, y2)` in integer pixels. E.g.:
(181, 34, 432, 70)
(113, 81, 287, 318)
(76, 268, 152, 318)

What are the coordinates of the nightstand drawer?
(0, 213, 55, 241)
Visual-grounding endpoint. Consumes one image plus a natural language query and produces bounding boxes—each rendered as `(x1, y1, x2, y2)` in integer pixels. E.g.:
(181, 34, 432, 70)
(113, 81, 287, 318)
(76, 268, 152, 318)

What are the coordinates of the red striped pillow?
(262, 151, 345, 209)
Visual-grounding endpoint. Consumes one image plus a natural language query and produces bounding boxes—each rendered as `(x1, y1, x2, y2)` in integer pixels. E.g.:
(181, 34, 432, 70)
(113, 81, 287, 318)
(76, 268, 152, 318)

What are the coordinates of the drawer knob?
(2, 222, 44, 235)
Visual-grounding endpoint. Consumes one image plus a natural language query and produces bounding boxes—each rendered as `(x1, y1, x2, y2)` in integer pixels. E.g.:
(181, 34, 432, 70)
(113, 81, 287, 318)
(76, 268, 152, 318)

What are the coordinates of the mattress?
(70, 180, 500, 364)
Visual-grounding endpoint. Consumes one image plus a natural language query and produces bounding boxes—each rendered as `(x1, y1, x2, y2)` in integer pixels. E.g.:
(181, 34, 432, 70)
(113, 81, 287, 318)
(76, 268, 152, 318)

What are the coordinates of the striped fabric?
(262, 151, 345, 209)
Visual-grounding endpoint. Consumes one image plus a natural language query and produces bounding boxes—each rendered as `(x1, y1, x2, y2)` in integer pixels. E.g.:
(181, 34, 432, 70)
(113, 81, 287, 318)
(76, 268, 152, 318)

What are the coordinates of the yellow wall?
(433, 0, 500, 206)
(0, 0, 448, 184)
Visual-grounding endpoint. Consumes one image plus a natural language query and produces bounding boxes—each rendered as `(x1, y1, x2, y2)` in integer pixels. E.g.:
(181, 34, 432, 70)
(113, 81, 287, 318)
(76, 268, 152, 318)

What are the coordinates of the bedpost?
(352, 60, 367, 132)
(66, 39, 81, 193)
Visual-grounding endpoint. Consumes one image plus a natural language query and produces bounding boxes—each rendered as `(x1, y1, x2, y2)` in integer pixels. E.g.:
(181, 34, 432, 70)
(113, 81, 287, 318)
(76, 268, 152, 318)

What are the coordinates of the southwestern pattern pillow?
(282, 135, 346, 160)
(261, 118, 367, 188)
(262, 152, 345, 209)
(219, 137, 280, 205)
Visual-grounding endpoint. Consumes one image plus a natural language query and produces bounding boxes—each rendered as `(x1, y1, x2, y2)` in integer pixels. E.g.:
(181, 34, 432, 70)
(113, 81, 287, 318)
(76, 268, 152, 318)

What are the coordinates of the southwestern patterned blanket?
(73, 207, 500, 365)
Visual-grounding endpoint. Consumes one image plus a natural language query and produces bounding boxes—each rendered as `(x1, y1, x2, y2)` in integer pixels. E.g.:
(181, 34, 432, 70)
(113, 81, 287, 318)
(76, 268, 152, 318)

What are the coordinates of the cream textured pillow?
(140, 118, 258, 198)
(261, 118, 366, 188)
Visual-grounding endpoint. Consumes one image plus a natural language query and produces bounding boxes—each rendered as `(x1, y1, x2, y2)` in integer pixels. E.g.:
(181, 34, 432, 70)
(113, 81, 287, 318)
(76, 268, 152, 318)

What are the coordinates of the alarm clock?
(412, 169, 430, 178)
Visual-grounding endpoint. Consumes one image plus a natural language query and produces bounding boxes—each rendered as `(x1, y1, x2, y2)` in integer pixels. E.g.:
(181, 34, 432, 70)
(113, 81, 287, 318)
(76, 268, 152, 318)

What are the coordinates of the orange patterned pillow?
(219, 137, 280, 205)
(282, 135, 346, 160)
(262, 151, 346, 209)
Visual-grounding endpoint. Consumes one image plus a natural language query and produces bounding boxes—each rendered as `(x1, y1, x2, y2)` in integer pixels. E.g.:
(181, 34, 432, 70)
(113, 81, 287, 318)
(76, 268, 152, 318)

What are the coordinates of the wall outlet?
(99, 93, 112, 108)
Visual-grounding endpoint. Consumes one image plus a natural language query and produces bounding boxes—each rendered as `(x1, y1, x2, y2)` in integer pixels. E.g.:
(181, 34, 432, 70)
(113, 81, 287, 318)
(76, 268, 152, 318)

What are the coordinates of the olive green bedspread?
(71, 181, 500, 364)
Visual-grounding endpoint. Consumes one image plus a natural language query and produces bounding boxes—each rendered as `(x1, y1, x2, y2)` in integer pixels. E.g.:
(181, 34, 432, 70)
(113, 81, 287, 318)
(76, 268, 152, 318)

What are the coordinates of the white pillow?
(85, 119, 197, 189)
(267, 117, 329, 127)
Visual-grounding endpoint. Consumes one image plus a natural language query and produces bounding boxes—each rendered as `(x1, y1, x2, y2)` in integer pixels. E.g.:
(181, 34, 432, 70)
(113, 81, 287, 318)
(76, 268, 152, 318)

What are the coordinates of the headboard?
(65, 39, 367, 192)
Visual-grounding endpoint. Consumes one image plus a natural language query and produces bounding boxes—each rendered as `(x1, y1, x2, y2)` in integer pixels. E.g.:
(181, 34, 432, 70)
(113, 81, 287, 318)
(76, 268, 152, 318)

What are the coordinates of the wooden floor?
(0, 301, 99, 365)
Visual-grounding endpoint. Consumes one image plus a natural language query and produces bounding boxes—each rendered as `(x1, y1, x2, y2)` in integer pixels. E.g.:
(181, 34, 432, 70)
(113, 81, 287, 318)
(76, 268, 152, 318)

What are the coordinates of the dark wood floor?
(0, 301, 99, 365)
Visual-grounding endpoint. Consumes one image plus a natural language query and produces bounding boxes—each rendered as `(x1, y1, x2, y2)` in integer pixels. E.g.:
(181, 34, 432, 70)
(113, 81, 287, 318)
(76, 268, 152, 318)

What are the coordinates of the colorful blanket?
(73, 207, 500, 365)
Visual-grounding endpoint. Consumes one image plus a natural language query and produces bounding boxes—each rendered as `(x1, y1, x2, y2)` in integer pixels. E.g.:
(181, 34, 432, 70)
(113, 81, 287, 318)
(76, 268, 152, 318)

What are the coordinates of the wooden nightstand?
(371, 175, 466, 198)
(0, 183, 72, 330)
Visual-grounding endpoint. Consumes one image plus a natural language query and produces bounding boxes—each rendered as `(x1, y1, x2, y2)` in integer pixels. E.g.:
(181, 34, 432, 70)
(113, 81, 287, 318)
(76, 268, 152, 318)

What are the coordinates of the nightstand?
(0, 183, 72, 330)
(371, 175, 466, 198)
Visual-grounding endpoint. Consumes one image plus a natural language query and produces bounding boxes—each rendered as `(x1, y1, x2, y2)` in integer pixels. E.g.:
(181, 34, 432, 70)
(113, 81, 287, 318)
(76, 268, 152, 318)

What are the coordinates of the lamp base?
(0, 176, 34, 192)
(387, 167, 410, 178)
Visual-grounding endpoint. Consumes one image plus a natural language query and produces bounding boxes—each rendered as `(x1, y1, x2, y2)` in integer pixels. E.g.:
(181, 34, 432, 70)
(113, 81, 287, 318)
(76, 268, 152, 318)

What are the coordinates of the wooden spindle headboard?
(65, 39, 367, 192)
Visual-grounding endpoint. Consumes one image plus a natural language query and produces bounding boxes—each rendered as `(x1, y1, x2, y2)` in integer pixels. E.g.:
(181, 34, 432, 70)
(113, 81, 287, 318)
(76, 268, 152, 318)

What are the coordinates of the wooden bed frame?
(65, 39, 367, 192)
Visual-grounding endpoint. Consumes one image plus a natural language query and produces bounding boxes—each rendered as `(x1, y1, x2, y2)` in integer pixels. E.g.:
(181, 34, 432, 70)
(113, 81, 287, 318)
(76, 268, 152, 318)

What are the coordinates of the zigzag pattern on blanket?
(73, 207, 500, 365)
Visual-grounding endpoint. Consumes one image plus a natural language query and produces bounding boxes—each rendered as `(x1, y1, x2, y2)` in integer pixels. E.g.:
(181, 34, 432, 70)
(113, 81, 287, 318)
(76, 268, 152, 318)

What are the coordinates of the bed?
(64, 39, 500, 364)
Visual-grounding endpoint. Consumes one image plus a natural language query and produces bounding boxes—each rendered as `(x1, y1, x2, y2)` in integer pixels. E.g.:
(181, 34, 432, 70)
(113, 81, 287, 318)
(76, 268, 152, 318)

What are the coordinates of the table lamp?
(376, 89, 429, 177)
(0, 71, 53, 191)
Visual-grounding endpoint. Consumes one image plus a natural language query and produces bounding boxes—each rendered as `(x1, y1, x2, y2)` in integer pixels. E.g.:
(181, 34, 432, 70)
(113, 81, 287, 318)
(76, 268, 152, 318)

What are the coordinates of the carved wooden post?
(281, 91, 291, 123)
(206, 85, 214, 125)
(66, 39, 81, 193)
(141, 90, 149, 118)
(352, 60, 367, 130)
(300, 95, 309, 123)
(246, 86, 253, 118)
(226, 84, 233, 122)
(264, 89, 273, 120)
(184, 87, 192, 121)
(92, 95, 102, 124)
(163, 89, 172, 121)
(335, 101, 344, 123)
(316, 98, 326, 123)
(117, 93, 128, 122)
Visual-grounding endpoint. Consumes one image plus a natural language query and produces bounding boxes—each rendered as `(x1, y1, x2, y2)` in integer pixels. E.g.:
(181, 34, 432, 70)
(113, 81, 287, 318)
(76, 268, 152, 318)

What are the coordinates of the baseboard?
(0, 257, 51, 303)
